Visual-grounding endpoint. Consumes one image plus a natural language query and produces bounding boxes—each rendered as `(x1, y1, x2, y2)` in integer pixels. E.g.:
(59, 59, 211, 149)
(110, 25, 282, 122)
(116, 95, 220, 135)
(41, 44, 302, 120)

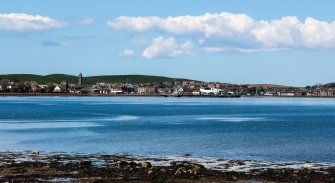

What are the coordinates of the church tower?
(78, 73, 83, 86)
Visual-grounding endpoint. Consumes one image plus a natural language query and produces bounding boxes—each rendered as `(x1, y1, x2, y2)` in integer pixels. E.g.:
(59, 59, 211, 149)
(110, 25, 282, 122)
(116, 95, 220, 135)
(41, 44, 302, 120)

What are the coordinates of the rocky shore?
(0, 152, 334, 182)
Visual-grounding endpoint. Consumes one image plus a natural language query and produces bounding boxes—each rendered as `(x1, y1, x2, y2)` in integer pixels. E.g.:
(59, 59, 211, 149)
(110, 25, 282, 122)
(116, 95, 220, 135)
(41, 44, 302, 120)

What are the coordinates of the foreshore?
(1, 152, 334, 182)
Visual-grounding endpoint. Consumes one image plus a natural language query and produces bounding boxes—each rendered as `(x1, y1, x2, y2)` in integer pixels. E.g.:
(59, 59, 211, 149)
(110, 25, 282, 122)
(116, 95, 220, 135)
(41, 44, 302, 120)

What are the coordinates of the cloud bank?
(107, 12, 335, 52)
(0, 13, 65, 32)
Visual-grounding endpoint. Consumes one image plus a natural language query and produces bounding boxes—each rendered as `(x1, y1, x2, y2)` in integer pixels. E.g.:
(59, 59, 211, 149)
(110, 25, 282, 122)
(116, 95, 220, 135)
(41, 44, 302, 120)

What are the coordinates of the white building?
(264, 92, 274, 96)
(110, 89, 123, 94)
(200, 88, 223, 95)
(53, 85, 62, 93)
(279, 92, 295, 96)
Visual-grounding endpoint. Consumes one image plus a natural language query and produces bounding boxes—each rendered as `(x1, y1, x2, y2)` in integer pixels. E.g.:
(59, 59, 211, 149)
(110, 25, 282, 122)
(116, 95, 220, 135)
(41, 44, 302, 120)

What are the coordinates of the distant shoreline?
(0, 93, 240, 98)
(0, 93, 335, 98)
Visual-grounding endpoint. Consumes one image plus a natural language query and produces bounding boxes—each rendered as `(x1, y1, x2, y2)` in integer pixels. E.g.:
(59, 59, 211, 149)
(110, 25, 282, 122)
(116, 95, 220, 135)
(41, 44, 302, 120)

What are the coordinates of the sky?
(1, 0, 335, 86)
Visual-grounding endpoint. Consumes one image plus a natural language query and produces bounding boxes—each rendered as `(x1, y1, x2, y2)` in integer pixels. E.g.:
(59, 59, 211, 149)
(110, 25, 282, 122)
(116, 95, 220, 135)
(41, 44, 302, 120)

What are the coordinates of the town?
(0, 73, 335, 97)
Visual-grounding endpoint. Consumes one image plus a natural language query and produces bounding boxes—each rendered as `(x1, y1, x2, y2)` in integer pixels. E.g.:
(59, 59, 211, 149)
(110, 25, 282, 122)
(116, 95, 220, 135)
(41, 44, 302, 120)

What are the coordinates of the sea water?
(0, 96, 334, 163)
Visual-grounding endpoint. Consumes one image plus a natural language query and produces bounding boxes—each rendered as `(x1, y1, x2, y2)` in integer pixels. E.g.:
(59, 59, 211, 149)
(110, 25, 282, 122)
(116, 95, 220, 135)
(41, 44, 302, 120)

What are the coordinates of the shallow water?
(0, 96, 335, 163)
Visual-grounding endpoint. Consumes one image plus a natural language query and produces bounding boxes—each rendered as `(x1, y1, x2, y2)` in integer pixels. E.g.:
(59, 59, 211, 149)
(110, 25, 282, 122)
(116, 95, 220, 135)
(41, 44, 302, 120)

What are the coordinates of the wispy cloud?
(62, 35, 96, 40)
(107, 12, 335, 52)
(120, 49, 136, 57)
(79, 17, 95, 25)
(131, 37, 148, 45)
(0, 13, 66, 33)
(203, 47, 283, 53)
(40, 41, 61, 47)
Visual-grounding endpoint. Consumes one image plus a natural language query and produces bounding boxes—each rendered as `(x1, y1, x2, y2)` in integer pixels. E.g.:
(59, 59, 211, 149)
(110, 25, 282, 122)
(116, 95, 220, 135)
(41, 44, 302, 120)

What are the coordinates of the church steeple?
(78, 73, 83, 86)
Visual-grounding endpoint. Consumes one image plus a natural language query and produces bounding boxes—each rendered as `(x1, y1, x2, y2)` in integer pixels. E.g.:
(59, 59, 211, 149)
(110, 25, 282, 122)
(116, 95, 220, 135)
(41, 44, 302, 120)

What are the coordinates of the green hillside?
(0, 74, 193, 85)
(324, 83, 335, 88)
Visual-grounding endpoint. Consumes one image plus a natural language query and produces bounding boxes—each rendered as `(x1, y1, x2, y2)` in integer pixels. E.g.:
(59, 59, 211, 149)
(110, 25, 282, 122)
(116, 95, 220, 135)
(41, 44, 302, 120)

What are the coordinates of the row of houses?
(0, 79, 244, 96)
(253, 87, 335, 97)
(89, 82, 246, 96)
(1, 78, 335, 97)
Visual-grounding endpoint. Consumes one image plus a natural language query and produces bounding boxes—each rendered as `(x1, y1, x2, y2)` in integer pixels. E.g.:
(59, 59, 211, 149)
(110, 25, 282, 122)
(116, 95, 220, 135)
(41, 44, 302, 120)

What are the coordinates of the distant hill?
(324, 82, 335, 88)
(0, 74, 194, 85)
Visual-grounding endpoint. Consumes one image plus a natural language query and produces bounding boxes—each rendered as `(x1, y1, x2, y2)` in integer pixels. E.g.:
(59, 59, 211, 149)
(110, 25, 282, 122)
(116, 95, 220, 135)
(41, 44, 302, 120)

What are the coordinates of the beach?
(1, 151, 334, 182)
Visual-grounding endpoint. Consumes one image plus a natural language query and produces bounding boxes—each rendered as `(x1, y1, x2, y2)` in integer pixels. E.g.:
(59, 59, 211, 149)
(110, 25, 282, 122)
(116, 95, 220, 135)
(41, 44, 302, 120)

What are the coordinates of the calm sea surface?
(0, 97, 335, 163)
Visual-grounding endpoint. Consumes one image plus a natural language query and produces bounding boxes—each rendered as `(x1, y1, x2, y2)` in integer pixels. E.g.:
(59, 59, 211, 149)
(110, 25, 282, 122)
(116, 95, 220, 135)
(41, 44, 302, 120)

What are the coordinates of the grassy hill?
(0, 74, 193, 85)
(324, 83, 335, 88)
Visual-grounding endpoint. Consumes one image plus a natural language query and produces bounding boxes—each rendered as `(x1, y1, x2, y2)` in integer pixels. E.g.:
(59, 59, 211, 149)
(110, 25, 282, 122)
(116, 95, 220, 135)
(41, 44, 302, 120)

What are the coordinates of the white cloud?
(107, 12, 335, 52)
(107, 16, 161, 32)
(0, 13, 66, 32)
(120, 49, 136, 57)
(142, 37, 193, 59)
(79, 17, 95, 25)
(301, 17, 335, 48)
(107, 13, 254, 37)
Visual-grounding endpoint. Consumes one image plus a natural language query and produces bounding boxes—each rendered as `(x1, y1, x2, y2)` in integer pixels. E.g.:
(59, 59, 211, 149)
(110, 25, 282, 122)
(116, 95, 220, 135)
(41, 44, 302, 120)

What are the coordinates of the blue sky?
(1, 0, 335, 86)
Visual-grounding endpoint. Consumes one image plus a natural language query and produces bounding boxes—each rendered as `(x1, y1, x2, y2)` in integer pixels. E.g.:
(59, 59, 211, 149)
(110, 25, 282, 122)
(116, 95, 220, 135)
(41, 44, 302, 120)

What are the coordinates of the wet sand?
(1, 152, 334, 182)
